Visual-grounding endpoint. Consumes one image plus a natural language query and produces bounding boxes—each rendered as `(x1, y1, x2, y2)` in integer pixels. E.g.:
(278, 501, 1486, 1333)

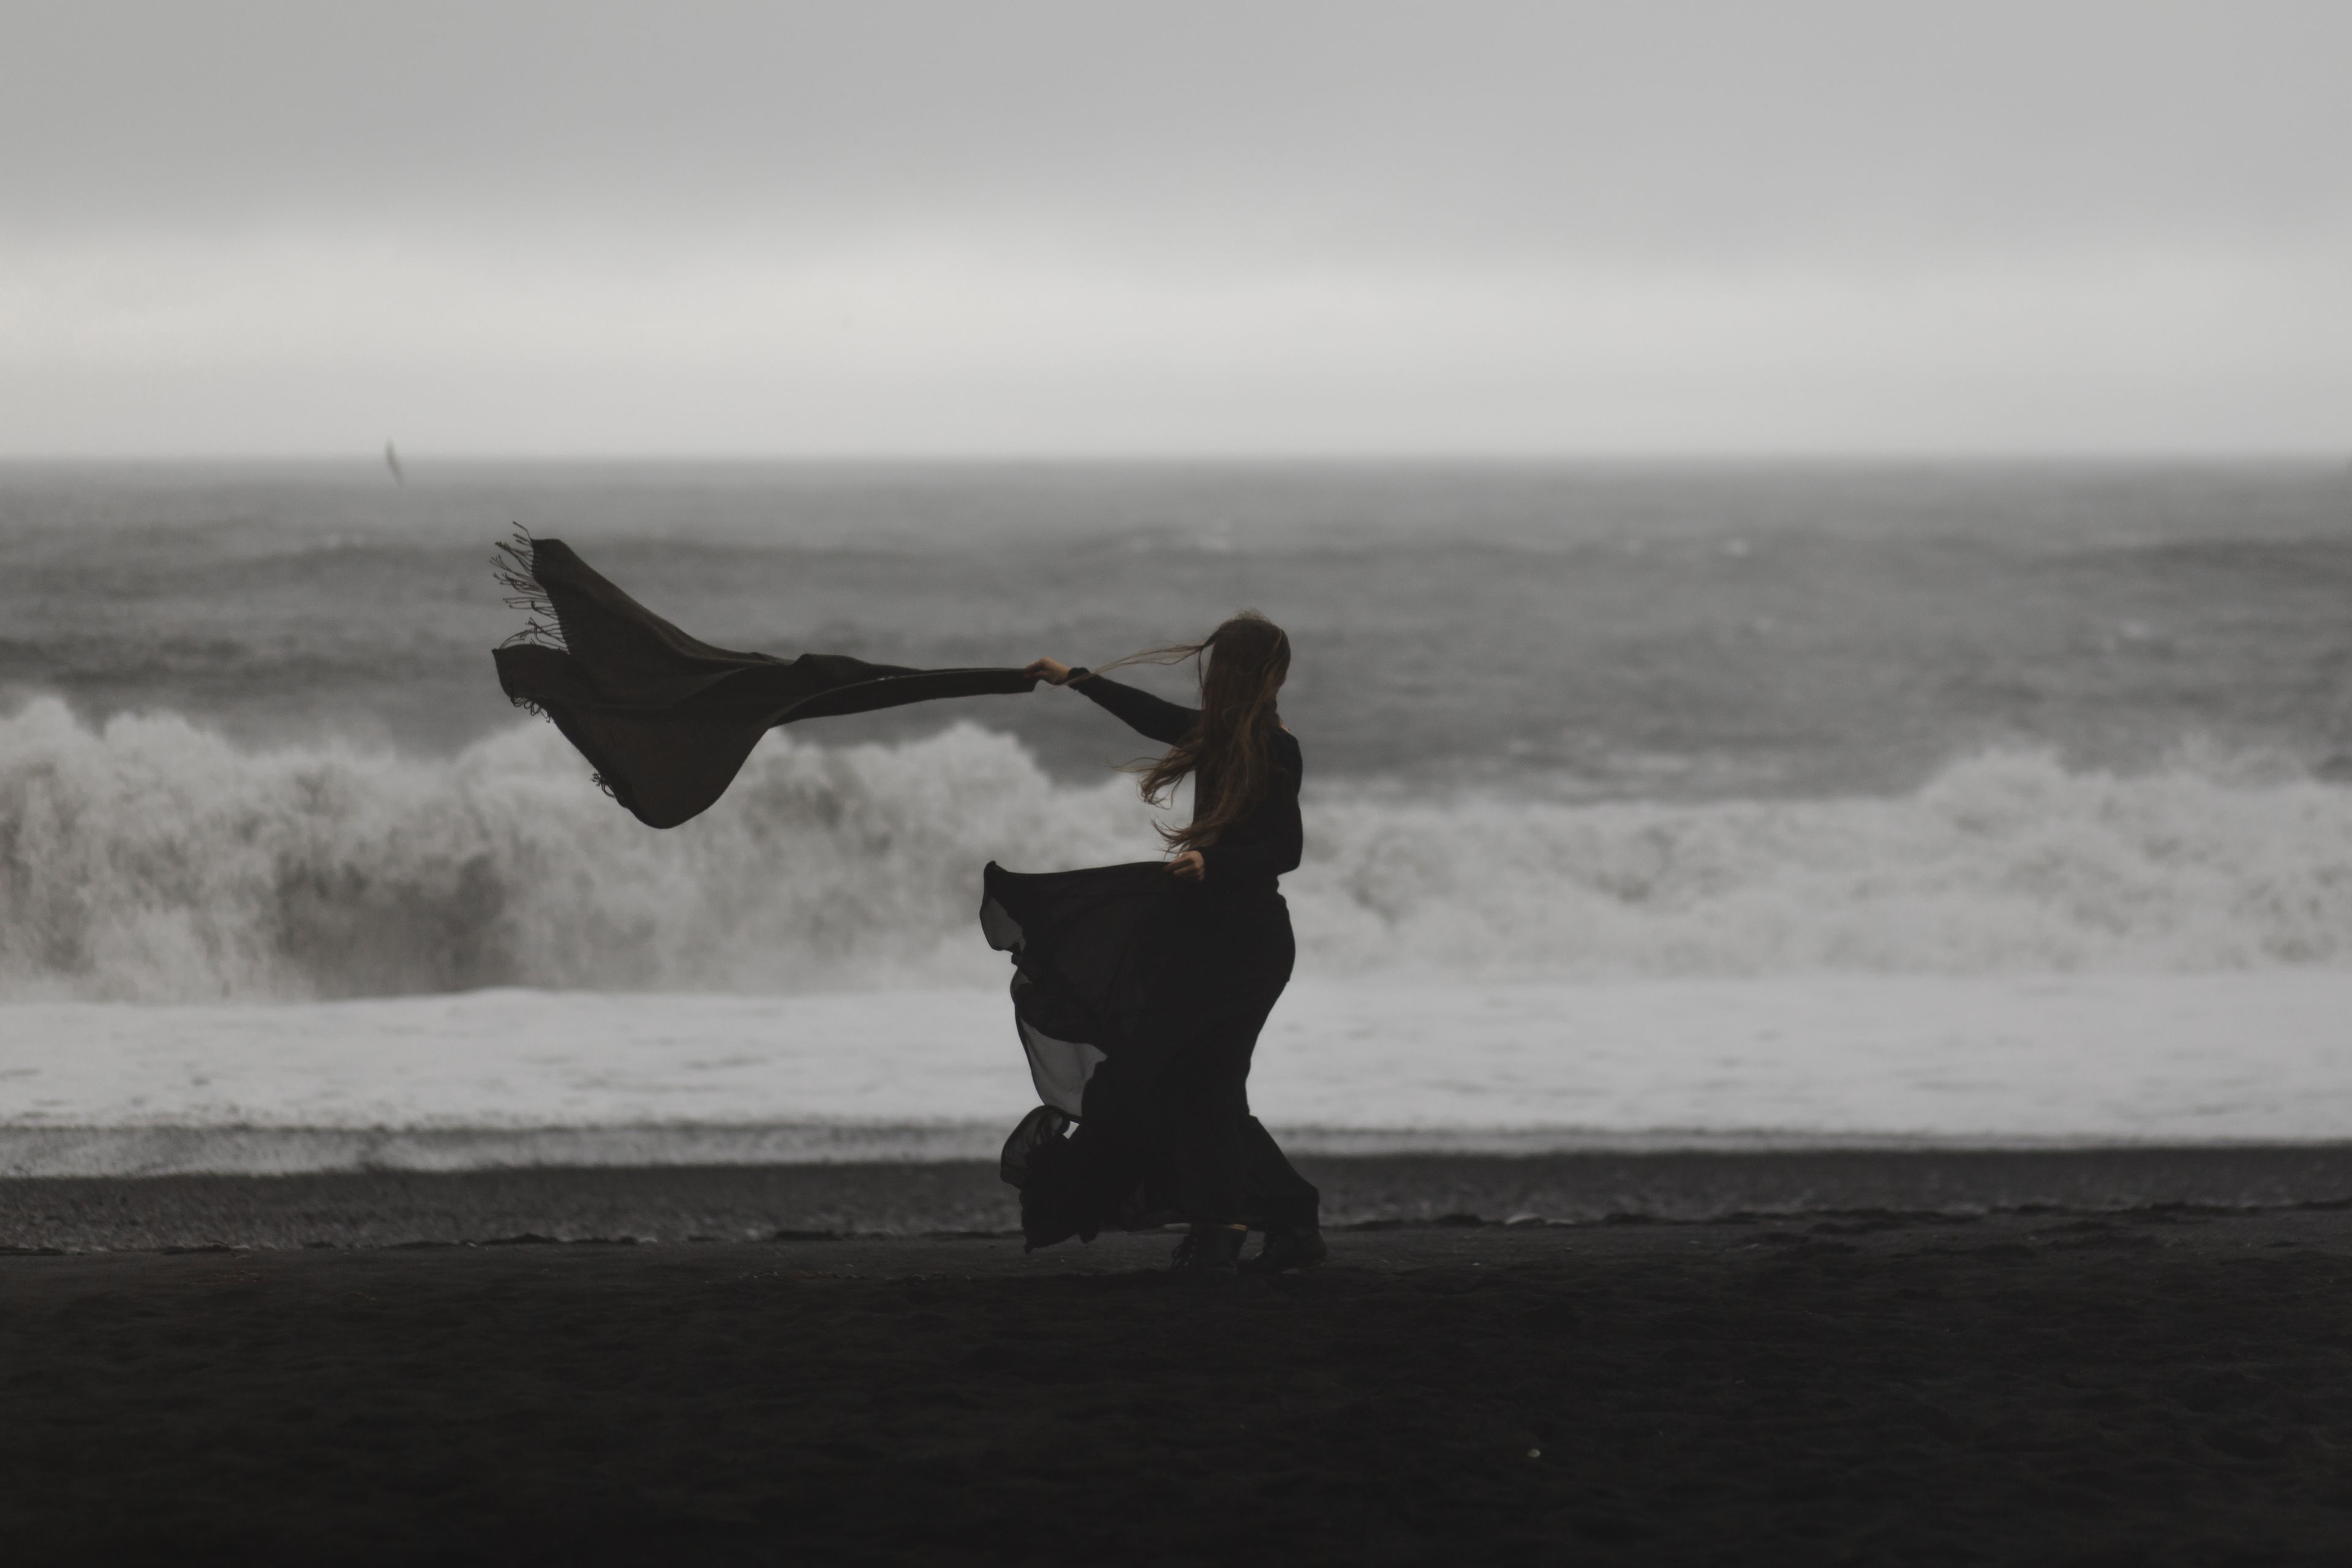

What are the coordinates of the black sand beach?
(9, 1153, 2352, 1564)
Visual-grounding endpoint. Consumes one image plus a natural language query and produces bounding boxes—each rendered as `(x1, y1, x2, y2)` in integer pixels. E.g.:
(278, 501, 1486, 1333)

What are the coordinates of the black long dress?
(981, 673, 1321, 1250)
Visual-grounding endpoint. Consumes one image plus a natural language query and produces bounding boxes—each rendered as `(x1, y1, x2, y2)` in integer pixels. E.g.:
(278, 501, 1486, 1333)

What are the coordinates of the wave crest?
(2, 698, 2346, 1001)
(1308, 748, 2351, 977)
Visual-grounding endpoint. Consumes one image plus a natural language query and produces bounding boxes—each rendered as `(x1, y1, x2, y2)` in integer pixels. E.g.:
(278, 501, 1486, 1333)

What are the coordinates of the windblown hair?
(1097, 611, 1292, 854)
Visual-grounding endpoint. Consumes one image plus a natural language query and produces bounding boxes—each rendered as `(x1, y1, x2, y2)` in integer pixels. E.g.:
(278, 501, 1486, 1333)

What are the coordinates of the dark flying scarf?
(492, 532, 1037, 828)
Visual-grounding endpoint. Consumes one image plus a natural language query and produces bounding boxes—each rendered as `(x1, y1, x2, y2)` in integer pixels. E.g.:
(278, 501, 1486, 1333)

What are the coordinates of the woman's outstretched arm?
(1025, 657, 1197, 746)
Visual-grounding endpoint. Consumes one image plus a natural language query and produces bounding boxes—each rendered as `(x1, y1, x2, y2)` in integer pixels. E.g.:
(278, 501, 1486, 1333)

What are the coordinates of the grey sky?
(3, 1, 2346, 455)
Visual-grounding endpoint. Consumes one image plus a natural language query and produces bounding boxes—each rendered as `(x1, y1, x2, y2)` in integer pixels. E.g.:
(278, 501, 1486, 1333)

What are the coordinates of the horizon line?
(2, 449, 2347, 469)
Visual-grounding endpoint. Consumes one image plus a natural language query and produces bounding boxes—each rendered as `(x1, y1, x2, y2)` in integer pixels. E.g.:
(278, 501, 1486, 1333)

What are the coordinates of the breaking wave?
(3, 696, 2349, 1001)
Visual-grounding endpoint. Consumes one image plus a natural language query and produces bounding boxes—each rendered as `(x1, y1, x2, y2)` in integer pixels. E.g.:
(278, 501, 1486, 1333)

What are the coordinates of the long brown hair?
(1097, 611, 1292, 854)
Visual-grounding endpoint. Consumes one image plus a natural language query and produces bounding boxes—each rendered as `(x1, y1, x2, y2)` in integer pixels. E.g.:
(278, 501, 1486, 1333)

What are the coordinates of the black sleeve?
(1198, 736, 1303, 882)
(1072, 673, 1198, 746)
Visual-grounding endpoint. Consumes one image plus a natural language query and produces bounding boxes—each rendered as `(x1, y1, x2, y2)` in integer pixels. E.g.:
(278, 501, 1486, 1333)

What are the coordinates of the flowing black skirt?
(981, 861, 1315, 1248)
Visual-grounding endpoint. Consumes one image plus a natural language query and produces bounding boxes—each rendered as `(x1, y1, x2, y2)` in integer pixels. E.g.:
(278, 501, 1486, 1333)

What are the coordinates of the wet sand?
(9, 1188, 2352, 1562)
(12, 1144, 2352, 1251)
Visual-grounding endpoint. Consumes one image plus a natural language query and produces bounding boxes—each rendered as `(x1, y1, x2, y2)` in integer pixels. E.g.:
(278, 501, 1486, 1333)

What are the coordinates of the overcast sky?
(2, 0, 2346, 456)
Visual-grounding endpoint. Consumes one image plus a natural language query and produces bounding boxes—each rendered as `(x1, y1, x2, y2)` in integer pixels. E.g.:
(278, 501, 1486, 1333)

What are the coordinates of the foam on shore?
(7, 973, 2350, 1175)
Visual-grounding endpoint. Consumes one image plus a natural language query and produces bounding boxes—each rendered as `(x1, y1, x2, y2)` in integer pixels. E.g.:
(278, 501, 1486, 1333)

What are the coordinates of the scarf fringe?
(491, 525, 564, 656)
(491, 526, 617, 803)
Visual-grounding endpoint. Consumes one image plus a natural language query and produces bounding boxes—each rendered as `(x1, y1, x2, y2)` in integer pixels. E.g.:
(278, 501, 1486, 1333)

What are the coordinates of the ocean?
(4, 459, 2350, 1172)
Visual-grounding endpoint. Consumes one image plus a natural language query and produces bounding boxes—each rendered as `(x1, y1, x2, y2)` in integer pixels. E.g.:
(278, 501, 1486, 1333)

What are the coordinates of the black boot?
(1170, 1224, 1244, 1277)
(1241, 1225, 1327, 1275)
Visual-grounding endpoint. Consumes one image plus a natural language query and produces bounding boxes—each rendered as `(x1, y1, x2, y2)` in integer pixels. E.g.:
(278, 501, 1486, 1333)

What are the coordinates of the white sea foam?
(2, 697, 2350, 1003)
(5, 974, 2350, 1174)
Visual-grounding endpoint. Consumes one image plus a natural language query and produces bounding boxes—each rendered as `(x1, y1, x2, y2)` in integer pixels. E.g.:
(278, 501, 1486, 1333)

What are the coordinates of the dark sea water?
(6, 458, 2350, 794)
(2, 459, 2350, 1001)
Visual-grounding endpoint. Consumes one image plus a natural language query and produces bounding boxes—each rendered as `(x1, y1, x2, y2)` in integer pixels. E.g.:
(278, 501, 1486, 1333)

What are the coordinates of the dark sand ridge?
(9, 1207, 2352, 1564)
(9, 1145, 2352, 1252)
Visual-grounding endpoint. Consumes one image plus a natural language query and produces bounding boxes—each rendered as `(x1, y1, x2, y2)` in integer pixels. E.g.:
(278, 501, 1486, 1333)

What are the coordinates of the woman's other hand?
(1025, 657, 1077, 685)
(1168, 850, 1207, 881)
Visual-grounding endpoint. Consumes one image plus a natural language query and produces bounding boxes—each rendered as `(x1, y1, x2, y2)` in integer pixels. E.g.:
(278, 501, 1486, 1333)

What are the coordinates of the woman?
(491, 535, 1315, 1273)
(982, 612, 1325, 1278)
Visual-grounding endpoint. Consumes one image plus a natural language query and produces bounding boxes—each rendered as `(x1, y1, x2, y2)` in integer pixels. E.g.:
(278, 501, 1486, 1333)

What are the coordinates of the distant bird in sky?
(385, 440, 405, 485)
